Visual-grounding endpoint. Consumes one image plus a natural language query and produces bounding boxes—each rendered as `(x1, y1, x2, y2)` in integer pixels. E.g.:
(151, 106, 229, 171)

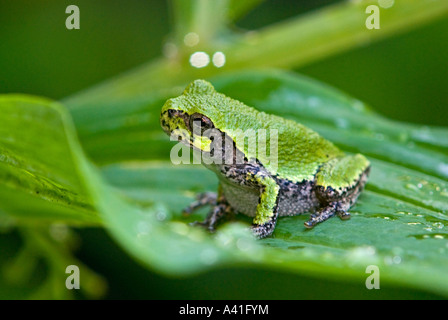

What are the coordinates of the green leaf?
(170, 0, 229, 46)
(0, 96, 105, 298)
(95, 70, 448, 295)
(0, 95, 99, 225)
(2, 70, 448, 297)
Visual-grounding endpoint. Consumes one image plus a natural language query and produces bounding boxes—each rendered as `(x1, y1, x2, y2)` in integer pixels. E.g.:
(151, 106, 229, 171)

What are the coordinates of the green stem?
(170, 0, 229, 46)
(64, 0, 448, 107)
(224, 0, 448, 69)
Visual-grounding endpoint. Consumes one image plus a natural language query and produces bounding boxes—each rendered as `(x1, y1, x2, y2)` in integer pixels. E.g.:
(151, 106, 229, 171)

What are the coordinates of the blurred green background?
(0, 0, 447, 299)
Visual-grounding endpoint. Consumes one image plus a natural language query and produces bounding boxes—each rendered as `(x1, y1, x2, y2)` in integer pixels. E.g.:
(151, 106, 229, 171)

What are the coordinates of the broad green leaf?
(81, 70, 448, 296)
(0, 95, 253, 275)
(0, 95, 99, 225)
(1, 70, 448, 297)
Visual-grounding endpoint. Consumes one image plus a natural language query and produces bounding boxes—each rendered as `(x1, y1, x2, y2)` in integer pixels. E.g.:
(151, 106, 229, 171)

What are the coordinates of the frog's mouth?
(160, 109, 212, 153)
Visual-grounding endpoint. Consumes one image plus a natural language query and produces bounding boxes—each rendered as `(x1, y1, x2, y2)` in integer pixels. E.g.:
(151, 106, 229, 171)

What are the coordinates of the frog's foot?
(337, 210, 351, 220)
(251, 215, 278, 239)
(304, 202, 338, 228)
(190, 202, 233, 232)
(182, 192, 217, 216)
(304, 200, 352, 228)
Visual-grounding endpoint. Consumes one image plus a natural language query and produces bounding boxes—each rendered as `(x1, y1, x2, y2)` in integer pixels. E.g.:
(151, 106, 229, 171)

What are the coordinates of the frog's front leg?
(182, 192, 217, 216)
(185, 185, 234, 232)
(194, 201, 234, 232)
(249, 171, 281, 238)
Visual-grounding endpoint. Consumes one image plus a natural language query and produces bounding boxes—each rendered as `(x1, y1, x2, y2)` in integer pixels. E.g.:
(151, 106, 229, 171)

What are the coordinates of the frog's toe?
(337, 210, 351, 220)
(304, 202, 337, 228)
(303, 219, 315, 229)
(189, 220, 216, 232)
(196, 191, 218, 203)
(182, 192, 217, 216)
(189, 202, 233, 233)
(304, 214, 325, 228)
(251, 220, 277, 239)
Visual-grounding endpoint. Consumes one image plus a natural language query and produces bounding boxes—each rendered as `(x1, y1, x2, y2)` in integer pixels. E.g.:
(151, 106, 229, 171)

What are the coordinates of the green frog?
(160, 80, 370, 238)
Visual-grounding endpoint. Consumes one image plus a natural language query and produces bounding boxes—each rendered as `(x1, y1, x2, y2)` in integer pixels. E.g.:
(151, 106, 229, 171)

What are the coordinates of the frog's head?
(160, 79, 234, 153)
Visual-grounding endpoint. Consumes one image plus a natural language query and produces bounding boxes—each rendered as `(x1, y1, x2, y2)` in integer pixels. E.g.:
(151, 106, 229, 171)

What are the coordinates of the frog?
(160, 79, 370, 238)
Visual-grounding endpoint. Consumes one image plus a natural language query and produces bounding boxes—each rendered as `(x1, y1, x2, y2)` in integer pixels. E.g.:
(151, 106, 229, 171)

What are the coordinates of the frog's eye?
(189, 113, 214, 134)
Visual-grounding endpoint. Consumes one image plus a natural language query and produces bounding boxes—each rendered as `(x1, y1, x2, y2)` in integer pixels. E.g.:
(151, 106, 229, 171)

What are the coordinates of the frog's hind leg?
(304, 199, 352, 228)
(305, 154, 370, 228)
(304, 202, 338, 228)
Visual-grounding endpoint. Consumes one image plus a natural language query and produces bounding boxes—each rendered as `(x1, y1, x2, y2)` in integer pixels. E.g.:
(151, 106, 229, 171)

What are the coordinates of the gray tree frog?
(160, 80, 370, 238)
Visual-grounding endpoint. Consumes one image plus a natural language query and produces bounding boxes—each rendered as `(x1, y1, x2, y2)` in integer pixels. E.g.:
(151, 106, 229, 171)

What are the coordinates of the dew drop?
(378, 0, 395, 9)
(438, 163, 448, 177)
(236, 237, 253, 252)
(163, 42, 178, 59)
(184, 32, 200, 47)
(189, 51, 210, 68)
(49, 223, 70, 242)
(433, 222, 444, 229)
(392, 255, 402, 264)
(212, 51, 226, 68)
(156, 210, 167, 221)
(406, 184, 419, 191)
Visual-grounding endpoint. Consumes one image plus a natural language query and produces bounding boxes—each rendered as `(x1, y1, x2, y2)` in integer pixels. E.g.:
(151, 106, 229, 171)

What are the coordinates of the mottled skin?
(160, 80, 370, 238)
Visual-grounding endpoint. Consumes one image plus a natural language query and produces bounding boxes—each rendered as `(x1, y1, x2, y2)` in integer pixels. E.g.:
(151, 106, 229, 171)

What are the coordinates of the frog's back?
(253, 111, 344, 183)
(166, 80, 344, 183)
(215, 101, 343, 183)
